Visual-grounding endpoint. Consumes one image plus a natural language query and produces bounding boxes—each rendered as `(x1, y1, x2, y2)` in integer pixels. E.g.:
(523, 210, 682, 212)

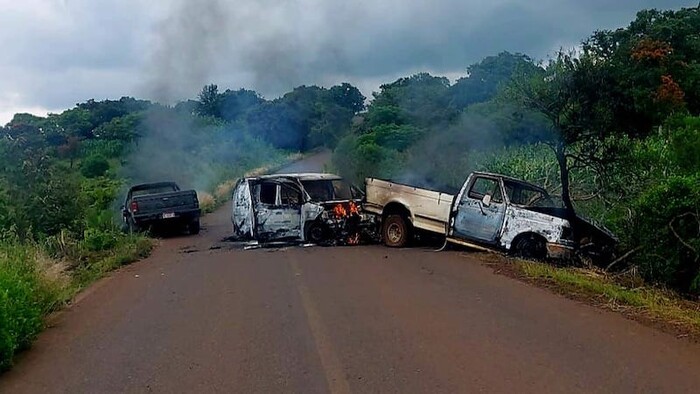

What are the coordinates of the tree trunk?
(555, 142, 578, 251)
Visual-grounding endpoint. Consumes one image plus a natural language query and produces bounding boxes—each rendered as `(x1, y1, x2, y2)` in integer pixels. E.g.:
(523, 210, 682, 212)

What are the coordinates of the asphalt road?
(3, 154, 700, 393)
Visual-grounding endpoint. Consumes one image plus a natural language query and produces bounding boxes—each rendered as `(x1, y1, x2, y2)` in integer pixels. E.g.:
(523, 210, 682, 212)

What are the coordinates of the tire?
(512, 233, 547, 260)
(305, 222, 326, 244)
(383, 214, 411, 248)
(189, 220, 201, 235)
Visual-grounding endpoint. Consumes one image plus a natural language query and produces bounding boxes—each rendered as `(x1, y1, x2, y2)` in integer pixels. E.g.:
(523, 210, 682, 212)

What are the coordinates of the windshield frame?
(300, 178, 355, 202)
(502, 179, 559, 208)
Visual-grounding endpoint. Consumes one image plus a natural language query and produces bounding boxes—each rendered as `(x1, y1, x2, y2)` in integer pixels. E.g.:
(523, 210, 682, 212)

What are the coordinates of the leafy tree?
(582, 7, 700, 136)
(329, 83, 365, 113)
(80, 154, 110, 178)
(449, 52, 540, 110)
(219, 88, 265, 122)
(196, 84, 222, 118)
(507, 51, 613, 221)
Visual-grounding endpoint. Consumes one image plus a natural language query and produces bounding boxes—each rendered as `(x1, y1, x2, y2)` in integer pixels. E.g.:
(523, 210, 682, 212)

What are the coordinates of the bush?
(80, 154, 110, 178)
(0, 242, 69, 371)
(630, 175, 700, 295)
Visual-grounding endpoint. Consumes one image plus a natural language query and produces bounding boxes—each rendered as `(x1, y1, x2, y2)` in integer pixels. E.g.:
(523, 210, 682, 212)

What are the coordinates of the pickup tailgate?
(364, 178, 454, 235)
(133, 190, 198, 215)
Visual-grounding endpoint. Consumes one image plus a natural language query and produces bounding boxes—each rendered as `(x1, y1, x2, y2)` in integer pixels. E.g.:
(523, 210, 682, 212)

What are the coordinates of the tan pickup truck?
(364, 173, 616, 260)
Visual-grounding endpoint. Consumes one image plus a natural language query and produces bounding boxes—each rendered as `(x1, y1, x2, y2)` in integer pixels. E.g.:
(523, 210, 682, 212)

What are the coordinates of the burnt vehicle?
(231, 173, 371, 244)
(364, 172, 616, 261)
(122, 182, 201, 234)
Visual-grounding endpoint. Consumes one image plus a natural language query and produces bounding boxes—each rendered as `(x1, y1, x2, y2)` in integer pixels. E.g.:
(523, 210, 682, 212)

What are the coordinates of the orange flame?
(347, 232, 360, 245)
(349, 201, 360, 215)
(333, 203, 348, 217)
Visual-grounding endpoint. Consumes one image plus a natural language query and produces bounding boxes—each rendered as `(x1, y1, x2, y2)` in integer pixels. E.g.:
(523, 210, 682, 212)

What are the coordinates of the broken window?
(503, 181, 557, 207)
(280, 184, 302, 206)
(468, 177, 503, 203)
(258, 183, 277, 205)
(301, 179, 354, 201)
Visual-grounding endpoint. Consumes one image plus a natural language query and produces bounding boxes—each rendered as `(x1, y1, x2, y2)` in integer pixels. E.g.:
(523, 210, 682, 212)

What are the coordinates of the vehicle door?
(232, 179, 254, 238)
(451, 176, 507, 244)
(253, 179, 303, 240)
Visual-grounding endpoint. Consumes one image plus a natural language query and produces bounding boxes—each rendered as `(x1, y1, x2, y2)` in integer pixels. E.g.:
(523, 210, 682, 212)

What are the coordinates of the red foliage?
(631, 39, 673, 62)
(656, 75, 685, 108)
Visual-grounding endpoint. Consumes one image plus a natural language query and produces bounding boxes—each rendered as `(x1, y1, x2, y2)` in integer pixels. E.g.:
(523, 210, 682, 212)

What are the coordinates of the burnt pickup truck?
(122, 182, 201, 234)
(364, 172, 616, 260)
(231, 173, 370, 244)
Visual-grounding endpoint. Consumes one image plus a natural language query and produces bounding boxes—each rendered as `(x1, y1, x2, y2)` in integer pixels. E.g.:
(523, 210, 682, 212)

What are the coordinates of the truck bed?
(364, 178, 454, 235)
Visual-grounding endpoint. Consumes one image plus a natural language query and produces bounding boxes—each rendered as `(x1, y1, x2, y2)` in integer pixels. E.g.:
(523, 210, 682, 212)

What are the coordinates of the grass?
(0, 153, 303, 371)
(517, 260, 700, 335)
(0, 233, 154, 371)
(0, 242, 71, 371)
(73, 234, 154, 289)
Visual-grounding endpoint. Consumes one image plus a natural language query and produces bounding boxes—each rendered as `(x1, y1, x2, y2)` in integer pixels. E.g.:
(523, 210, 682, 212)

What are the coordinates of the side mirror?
(482, 194, 492, 207)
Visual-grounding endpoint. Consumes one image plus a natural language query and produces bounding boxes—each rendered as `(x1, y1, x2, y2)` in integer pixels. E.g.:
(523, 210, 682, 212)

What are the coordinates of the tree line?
(333, 7, 700, 296)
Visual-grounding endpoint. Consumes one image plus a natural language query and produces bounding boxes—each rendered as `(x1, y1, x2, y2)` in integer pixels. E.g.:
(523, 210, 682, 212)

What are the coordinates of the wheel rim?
(387, 222, 403, 244)
(310, 226, 324, 242)
(516, 235, 545, 259)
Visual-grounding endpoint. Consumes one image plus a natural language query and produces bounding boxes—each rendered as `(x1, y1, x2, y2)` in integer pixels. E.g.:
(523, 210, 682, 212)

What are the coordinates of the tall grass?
(0, 241, 71, 371)
(0, 231, 153, 371)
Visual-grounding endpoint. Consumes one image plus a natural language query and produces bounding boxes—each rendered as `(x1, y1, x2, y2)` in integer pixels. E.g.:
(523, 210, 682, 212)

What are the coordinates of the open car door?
(232, 179, 255, 239)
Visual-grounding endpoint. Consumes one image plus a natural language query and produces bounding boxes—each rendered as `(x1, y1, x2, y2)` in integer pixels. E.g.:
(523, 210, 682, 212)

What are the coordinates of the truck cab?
(448, 172, 575, 259)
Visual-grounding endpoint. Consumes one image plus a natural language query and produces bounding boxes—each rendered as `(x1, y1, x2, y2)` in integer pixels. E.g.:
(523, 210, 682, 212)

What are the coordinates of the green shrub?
(630, 175, 700, 295)
(0, 242, 68, 371)
(80, 155, 110, 178)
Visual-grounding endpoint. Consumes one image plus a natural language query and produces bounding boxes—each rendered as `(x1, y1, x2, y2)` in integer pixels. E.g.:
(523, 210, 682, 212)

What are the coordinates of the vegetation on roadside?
(2, 1, 699, 373)
(516, 260, 700, 336)
(0, 83, 365, 369)
(333, 6, 700, 298)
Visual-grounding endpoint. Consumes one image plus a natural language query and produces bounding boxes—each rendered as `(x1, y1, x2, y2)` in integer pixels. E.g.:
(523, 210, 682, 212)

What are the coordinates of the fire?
(347, 232, 360, 245)
(333, 203, 348, 217)
(349, 201, 360, 215)
(330, 202, 362, 245)
(332, 202, 360, 218)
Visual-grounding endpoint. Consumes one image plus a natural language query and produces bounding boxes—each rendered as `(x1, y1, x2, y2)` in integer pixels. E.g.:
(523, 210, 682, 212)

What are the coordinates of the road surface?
(3, 154, 700, 393)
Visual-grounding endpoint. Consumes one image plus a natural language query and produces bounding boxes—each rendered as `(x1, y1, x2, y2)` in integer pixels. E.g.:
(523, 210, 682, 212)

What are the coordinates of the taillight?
(130, 201, 139, 213)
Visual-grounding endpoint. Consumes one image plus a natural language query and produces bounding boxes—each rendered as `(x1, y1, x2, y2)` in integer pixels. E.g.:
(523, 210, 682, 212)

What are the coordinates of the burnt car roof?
(249, 173, 343, 181)
(472, 171, 547, 193)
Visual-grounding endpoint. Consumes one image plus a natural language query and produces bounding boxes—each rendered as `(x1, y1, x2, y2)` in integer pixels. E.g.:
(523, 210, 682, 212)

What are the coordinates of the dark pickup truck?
(122, 182, 201, 234)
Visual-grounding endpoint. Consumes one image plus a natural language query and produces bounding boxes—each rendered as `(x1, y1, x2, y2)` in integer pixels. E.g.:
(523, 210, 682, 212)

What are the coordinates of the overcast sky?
(0, 0, 695, 124)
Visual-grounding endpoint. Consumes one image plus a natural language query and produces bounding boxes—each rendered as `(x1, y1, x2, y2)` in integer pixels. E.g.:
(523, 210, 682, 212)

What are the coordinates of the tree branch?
(668, 212, 699, 256)
(606, 246, 643, 272)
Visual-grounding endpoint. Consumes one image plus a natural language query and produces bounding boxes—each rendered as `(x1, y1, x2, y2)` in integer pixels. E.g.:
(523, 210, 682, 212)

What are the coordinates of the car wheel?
(305, 222, 326, 244)
(383, 214, 410, 247)
(513, 234, 547, 260)
(189, 220, 201, 235)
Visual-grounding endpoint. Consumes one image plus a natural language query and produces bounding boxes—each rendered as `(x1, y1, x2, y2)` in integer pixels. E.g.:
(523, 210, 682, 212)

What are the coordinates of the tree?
(80, 154, 110, 178)
(449, 52, 540, 110)
(219, 89, 264, 122)
(196, 84, 222, 118)
(507, 52, 613, 224)
(582, 7, 700, 136)
(329, 83, 365, 113)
